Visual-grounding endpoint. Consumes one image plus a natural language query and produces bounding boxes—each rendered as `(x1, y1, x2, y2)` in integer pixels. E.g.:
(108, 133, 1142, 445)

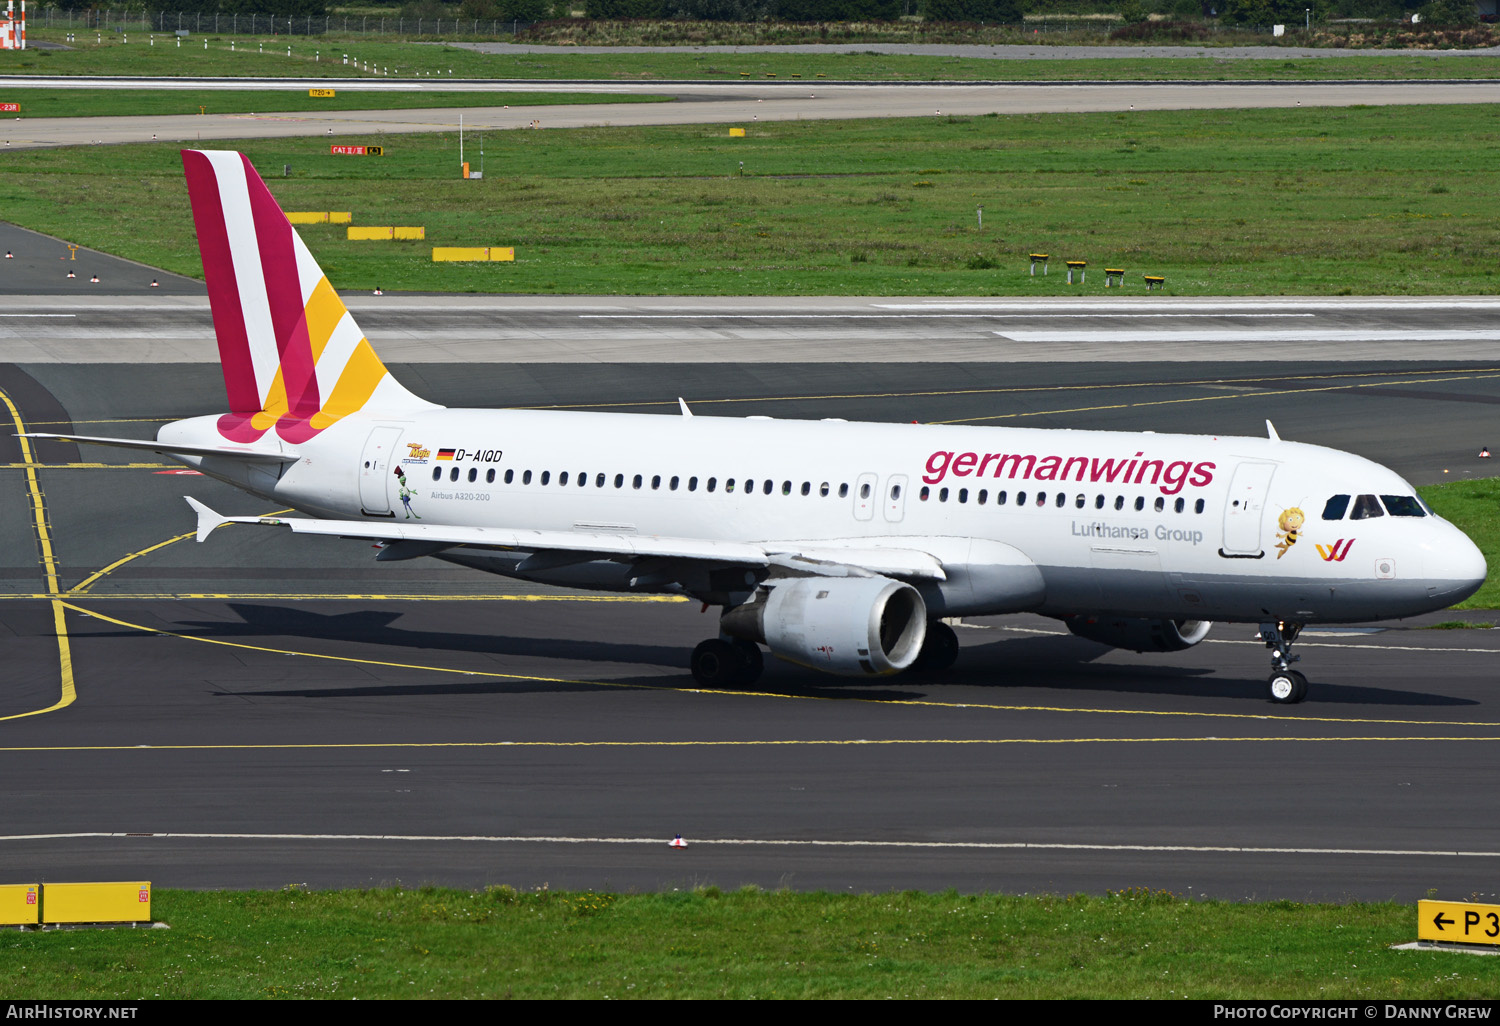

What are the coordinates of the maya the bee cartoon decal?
(1275, 506, 1305, 559)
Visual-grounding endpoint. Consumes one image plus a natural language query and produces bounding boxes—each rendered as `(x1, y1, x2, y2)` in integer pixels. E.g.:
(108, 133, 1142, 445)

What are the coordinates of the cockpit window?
(1349, 494, 1385, 520)
(1380, 494, 1426, 517)
(1322, 495, 1350, 521)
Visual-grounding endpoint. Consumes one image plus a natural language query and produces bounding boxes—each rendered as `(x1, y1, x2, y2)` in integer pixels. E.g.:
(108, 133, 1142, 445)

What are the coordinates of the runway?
(5, 79, 1499, 148)
(2, 293, 1500, 899)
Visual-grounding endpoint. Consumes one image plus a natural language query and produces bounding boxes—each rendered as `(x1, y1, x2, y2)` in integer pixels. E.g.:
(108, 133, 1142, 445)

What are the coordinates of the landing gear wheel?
(1268, 669, 1308, 704)
(911, 620, 959, 672)
(730, 639, 764, 686)
(691, 639, 763, 687)
(691, 639, 737, 687)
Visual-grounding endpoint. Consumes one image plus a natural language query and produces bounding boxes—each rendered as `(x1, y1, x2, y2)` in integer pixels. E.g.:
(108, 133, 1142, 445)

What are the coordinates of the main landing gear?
(911, 620, 959, 672)
(690, 637, 763, 687)
(1259, 620, 1307, 704)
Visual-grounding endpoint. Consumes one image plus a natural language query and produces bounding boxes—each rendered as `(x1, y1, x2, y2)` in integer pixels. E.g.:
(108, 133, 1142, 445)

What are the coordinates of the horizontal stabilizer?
(23, 432, 296, 463)
(184, 496, 234, 543)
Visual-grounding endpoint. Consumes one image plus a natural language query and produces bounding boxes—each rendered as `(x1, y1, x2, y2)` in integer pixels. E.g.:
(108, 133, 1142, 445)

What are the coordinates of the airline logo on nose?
(1316, 539, 1355, 562)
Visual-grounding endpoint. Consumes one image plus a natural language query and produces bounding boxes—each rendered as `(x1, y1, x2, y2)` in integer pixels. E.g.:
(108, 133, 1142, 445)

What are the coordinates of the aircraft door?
(853, 472, 877, 521)
(359, 425, 404, 515)
(1220, 461, 1277, 557)
(883, 474, 909, 522)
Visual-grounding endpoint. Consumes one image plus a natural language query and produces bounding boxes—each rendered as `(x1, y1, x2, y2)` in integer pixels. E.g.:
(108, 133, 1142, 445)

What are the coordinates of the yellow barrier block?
(329, 212, 352, 224)
(393, 227, 426, 241)
(729, 127, 745, 138)
(42, 882, 151, 924)
(431, 247, 515, 262)
(348, 226, 395, 241)
(432, 247, 490, 262)
(0, 884, 39, 926)
(286, 212, 329, 224)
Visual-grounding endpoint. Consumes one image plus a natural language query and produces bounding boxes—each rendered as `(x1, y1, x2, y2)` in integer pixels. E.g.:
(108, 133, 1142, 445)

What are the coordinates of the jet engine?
(1063, 615, 1213, 653)
(720, 576, 927, 676)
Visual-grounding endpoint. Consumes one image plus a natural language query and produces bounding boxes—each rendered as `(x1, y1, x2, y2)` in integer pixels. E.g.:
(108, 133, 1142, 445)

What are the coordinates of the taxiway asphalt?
(1, 296, 1499, 898)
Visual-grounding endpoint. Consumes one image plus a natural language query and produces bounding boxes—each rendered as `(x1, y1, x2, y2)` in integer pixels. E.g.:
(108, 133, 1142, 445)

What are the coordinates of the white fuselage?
(160, 408, 1487, 625)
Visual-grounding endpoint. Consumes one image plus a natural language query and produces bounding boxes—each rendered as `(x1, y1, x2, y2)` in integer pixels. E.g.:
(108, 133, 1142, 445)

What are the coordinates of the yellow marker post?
(42, 882, 151, 925)
(1419, 900, 1500, 946)
(393, 227, 426, 241)
(308, 88, 336, 97)
(0, 884, 39, 926)
(729, 127, 745, 138)
(285, 212, 329, 224)
(348, 226, 395, 241)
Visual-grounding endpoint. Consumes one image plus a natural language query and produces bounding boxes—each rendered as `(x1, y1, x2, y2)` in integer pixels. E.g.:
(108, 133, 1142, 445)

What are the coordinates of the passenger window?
(1115, 496, 1124, 510)
(839, 484, 849, 498)
(726, 479, 736, 493)
(1154, 497, 1164, 512)
(522, 470, 532, 485)
(688, 477, 697, 491)
(920, 486, 930, 501)
(801, 482, 810, 496)
(1075, 494, 1085, 509)
(468, 468, 478, 483)
(1095, 495, 1104, 509)
(540, 471, 550, 485)
(651, 475, 661, 490)
(431, 468, 441, 481)
(764, 480, 774, 496)
(1134, 496, 1145, 511)
(633, 475, 643, 490)
(958, 488, 968, 503)
(1017, 491, 1027, 506)
(1195, 498, 1204, 514)
(505, 469, 515, 484)
(860, 482, 872, 499)
(1174, 497, 1184, 513)
(707, 477, 717, 493)
(1380, 495, 1426, 517)
(745, 479, 754, 494)
(1055, 493, 1066, 508)
(781, 480, 791, 495)
(1035, 492, 1046, 507)
(596, 473, 606, 488)
(891, 484, 902, 500)
(450, 467, 459, 482)
(670, 476, 679, 491)
(614, 474, 624, 488)
(940, 487, 949, 502)
(819, 482, 830, 497)
(1322, 494, 1350, 521)
(978, 489, 988, 505)
(559, 471, 568, 486)
(487, 469, 496, 484)
(1350, 494, 1384, 520)
(996, 490, 1007, 506)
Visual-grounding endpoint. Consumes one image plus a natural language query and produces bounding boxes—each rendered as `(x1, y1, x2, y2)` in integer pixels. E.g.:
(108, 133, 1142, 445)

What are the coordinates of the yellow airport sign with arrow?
(1418, 900, 1500, 945)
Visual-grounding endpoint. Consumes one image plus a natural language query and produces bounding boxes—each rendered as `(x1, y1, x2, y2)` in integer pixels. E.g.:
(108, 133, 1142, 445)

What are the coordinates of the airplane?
(27, 150, 1488, 704)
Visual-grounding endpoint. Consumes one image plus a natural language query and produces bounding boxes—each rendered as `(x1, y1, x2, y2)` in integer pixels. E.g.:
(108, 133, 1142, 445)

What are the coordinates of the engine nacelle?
(721, 576, 927, 676)
(1063, 615, 1213, 653)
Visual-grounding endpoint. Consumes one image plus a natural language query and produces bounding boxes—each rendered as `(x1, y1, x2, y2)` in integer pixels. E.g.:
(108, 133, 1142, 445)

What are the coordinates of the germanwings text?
(923, 450, 1216, 496)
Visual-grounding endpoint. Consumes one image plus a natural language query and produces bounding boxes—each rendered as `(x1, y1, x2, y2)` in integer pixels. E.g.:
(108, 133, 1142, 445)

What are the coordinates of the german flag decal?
(436, 448, 456, 461)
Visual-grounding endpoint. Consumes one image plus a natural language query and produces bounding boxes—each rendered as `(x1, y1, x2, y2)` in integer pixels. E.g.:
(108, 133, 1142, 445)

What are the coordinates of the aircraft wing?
(184, 498, 947, 581)
(22, 432, 296, 464)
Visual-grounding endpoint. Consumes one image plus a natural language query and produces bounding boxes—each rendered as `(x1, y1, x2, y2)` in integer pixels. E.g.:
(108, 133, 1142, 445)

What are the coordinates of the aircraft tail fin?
(180, 149, 436, 445)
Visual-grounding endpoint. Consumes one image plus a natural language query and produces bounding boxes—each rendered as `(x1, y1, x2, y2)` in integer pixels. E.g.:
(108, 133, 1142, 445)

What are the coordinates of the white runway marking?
(580, 313, 1317, 320)
(7, 831, 1500, 859)
(996, 329, 1500, 343)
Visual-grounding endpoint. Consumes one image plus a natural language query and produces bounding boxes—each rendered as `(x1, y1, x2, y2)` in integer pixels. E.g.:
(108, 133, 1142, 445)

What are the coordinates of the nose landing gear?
(1260, 621, 1307, 704)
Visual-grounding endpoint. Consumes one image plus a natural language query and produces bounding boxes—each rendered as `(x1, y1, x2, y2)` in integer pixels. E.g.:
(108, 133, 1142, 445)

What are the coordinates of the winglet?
(1266, 419, 1281, 443)
(185, 496, 231, 543)
(678, 397, 693, 417)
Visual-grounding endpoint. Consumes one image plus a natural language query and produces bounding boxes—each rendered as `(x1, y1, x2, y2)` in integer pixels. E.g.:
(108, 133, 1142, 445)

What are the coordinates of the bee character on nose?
(1275, 506, 1304, 560)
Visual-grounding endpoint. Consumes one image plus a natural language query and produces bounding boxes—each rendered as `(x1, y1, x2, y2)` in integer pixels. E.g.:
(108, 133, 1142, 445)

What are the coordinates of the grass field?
(2, 104, 1498, 296)
(0, 87, 667, 118)
(1421, 478, 1500, 609)
(2, 886, 1495, 998)
(6, 35, 1500, 81)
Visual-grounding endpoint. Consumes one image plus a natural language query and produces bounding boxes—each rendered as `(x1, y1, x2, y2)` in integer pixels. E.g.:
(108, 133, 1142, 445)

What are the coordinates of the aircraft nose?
(1427, 524, 1487, 605)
